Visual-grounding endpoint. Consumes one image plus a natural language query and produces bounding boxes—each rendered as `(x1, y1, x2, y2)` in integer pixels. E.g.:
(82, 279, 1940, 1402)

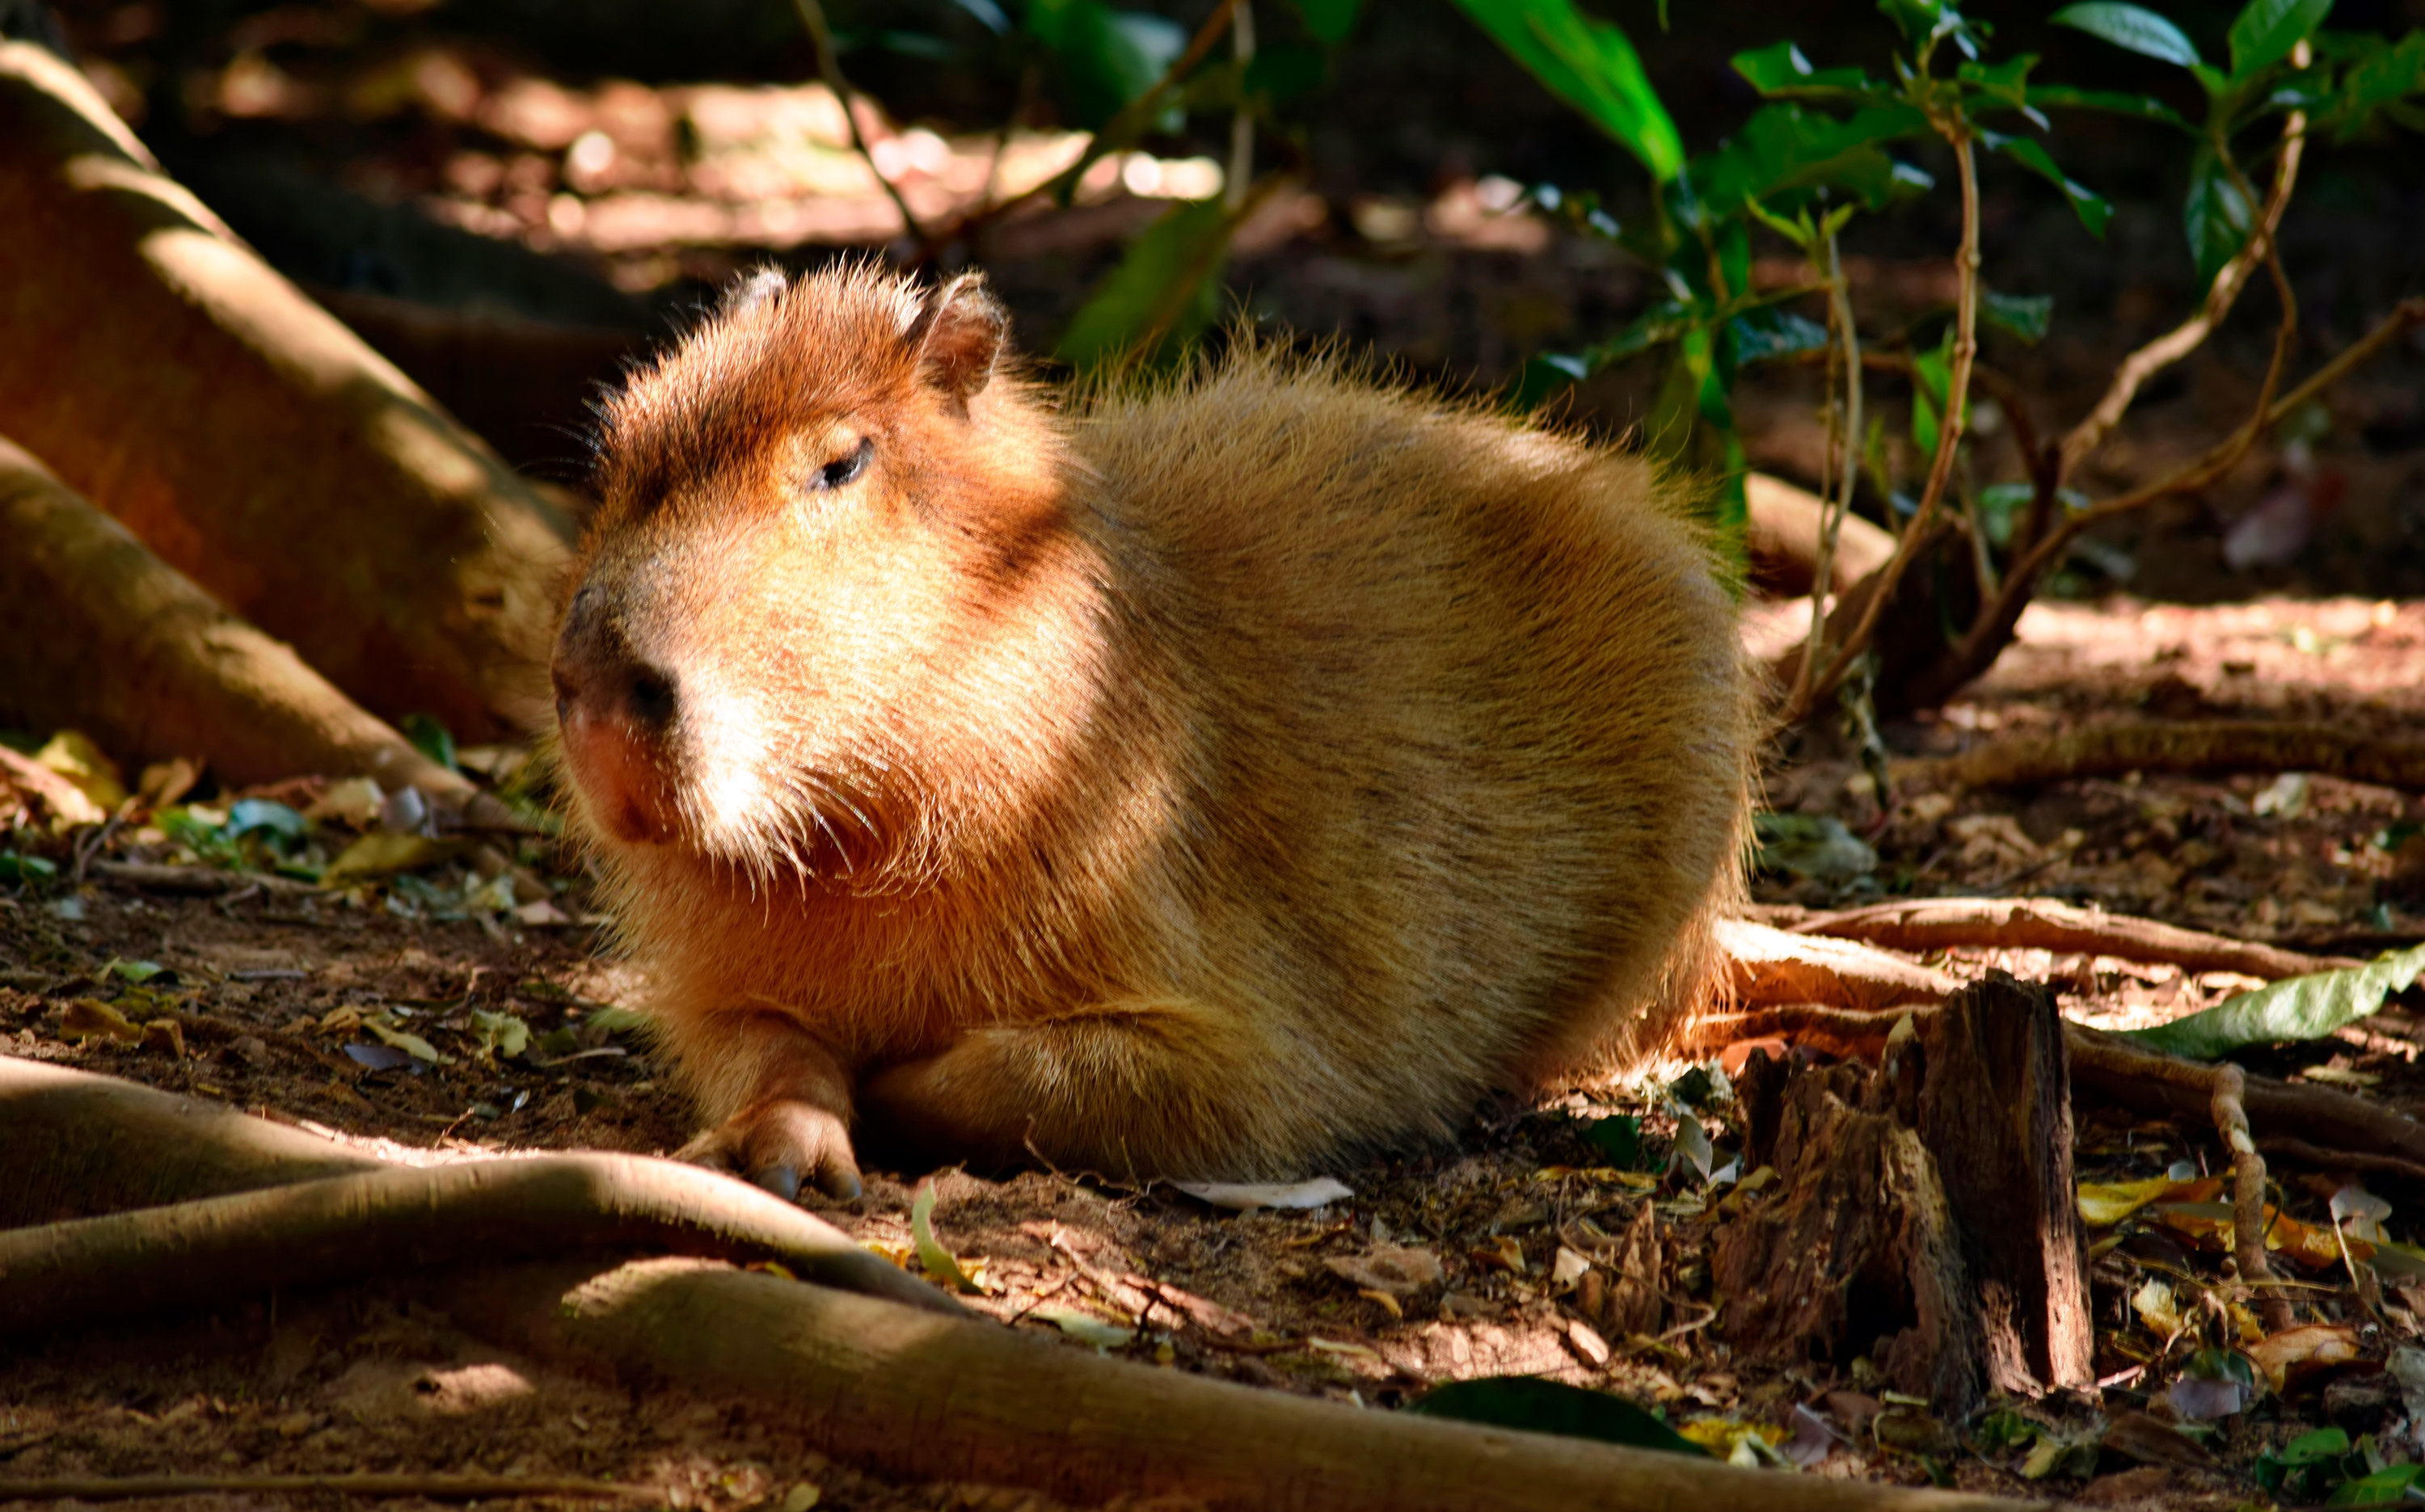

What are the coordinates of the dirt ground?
(10, 0, 2425, 1506)
(8, 590, 2425, 1512)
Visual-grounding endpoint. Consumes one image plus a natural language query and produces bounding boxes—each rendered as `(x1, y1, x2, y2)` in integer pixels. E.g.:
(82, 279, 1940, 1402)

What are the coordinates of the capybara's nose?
(552, 585, 680, 736)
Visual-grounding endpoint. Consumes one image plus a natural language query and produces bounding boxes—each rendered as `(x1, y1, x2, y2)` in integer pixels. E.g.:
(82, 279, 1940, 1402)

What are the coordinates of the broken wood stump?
(1714, 975, 2090, 1415)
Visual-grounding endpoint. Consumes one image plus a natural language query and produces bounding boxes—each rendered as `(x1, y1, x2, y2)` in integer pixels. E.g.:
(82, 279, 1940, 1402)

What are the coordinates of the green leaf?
(1691, 102, 1933, 213)
(1877, 0, 1980, 57)
(1446, 0, 1684, 181)
(911, 1177, 985, 1293)
(2052, 3, 2202, 67)
(2123, 941, 2425, 1059)
(1957, 55, 2039, 116)
(1026, 0, 1187, 133)
(227, 798, 310, 844)
(1982, 289, 2053, 342)
(2323, 29, 2425, 141)
(1292, 0, 1364, 44)
(1752, 812, 1879, 881)
(2229, 0, 2334, 79)
(1410, 1377, 1709, 1455)
(2183, 142, 2256, 288)
(1730, 307, 1831, 364)
(2330, 1464, 2425, 1506)
(2026, 83, 2191, 128)
(0, 851, 57, 883)
(1055, 196, 1234, 372)
(1583, 1114, 1643, 1168)
(1731, 41, 1892, 104)
(401, 713, 458, 773)
(1984, 130, 2112, 237)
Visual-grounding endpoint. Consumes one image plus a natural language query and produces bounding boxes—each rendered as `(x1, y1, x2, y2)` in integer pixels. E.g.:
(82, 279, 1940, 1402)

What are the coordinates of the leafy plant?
(1444, 0, 2425, 733)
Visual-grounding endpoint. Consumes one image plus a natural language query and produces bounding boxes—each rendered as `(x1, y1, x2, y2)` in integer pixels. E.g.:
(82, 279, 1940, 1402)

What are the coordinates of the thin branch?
(1790, 228, 1863, 715)
(789, 0, 927, 244)
(1784, 129, 1980, 726)
(2058, 110, 2309, 481)
(1225, 2, 1255, 212)
(924, 0, 1245, 255)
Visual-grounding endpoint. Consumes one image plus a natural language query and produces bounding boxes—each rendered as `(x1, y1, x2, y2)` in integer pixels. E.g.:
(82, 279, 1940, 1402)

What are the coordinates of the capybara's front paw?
(676, 1096, 863, 1202)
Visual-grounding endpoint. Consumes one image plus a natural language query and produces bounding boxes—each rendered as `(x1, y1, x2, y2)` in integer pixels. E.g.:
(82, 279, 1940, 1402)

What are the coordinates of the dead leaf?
(2245, 1323, 2363, 1393)
(2098, 1410, 2213, 1469)
(323, 832, 467, 884)
(1171, 1177, 1352, 1211)
(1566, 1319, 1611, 1366)
(1470, 1235, 1526, 1274)
(1323, 1244, 1444, 1296)
(37, 731, 128, 811)
(58, 998, 141, 1044)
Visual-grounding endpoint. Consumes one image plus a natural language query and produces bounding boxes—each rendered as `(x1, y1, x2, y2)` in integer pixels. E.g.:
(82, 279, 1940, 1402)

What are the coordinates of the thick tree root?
(0, 1057, 959, 1324)
(1788, 897, 2356, 981)
(5, 1057, 2051, 1512)
(0, 439, 475, 793)
(0, 1473, 643, 1503)
(1896, 720, 2425, 794)
(449, 1257, 2047, 1512)
(0, 42, 571, 740)
(0, 1150, 963, 1337)
(1715, 917, 1960, 1010)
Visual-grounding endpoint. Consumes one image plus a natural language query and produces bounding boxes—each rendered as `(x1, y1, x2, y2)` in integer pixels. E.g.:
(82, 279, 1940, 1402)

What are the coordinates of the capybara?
(552, 263, 1751, 1199)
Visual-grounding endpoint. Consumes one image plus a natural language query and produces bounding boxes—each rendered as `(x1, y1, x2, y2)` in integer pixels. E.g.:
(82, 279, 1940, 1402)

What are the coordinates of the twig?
(1225, 2, 1255, 212)
(923, 0, 1245, 253)
(87, 859, 319, 897)
(1893, 718, 2425, 794)
(2058, 107, 2309, 480)
(1933, 105, 2313, 697)
(1790, 225, 1864, 715)
(787, 0, 926, 244)
(2065, 1034, 2294, 1330)
(1787, 131, 1981, 725)
(0, 1473, 649, 1503)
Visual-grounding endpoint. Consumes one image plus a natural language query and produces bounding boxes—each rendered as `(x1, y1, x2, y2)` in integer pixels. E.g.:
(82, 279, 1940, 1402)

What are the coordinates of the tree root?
(0, 1473, 644, 1503)
(449, 1257, 2043, 1512)
(6, 1056, 2049, 1512)
(1895, 720, 2425, 794)
(0, 42, 571, 741)
(1787, 897, 2357, 982)
(0, 440, 477, 794)
(0, 1150, 964, 1338)
(1714, 918, 1960, 1010)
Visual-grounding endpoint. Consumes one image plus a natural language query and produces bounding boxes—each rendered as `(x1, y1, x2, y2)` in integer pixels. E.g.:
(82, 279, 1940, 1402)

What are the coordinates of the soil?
(9, 1, 2425, 1508)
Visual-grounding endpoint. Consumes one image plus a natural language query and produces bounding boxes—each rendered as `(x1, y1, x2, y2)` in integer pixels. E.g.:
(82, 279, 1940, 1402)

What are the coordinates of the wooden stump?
(1714, 975, 2090, 1413)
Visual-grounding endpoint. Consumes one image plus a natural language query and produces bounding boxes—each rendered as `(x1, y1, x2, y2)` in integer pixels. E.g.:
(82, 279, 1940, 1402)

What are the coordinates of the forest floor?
(7, 589, 2425, 1512)
(10, 1, 2425, 1507)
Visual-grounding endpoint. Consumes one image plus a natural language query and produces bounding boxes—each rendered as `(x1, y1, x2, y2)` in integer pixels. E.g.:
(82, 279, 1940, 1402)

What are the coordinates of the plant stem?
(1226, 2, 1255, 212)
(2056, 99, 2309, 482)
(789, 0, 927, 245)
(1788, 128, 1980, 724)
(1790, 227, 1862, 717)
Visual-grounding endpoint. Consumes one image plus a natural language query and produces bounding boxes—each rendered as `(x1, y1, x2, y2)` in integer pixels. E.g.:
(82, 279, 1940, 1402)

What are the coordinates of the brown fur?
(553, 263, 1752, 1194)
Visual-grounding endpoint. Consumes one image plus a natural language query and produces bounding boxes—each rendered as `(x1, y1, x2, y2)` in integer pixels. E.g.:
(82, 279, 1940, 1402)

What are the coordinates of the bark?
(1896, 720, 2425, 794)
(0, 42, 573, 742)
(1913, 977, 2092, 1393)
(1790, 896, 2357, 982)
(0, 437, 472, 794)
(1719, 1054, 1983, 1416)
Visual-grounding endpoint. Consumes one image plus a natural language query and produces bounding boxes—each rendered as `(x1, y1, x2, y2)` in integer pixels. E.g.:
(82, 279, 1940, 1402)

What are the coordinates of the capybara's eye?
(812, 436, 874, 492)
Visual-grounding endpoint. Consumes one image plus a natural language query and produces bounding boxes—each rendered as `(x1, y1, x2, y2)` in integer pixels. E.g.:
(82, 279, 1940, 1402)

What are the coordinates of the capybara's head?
(553, 264, 1069, 881)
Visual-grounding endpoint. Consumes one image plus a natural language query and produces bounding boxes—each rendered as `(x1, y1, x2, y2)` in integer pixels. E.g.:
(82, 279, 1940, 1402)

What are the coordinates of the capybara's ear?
(907, 273, 1007, 408)
(722, 265, 788, 317)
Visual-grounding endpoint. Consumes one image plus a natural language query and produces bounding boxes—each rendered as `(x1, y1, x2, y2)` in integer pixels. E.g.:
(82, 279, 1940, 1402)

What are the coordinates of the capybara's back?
(552, 264, 1751, 1198)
